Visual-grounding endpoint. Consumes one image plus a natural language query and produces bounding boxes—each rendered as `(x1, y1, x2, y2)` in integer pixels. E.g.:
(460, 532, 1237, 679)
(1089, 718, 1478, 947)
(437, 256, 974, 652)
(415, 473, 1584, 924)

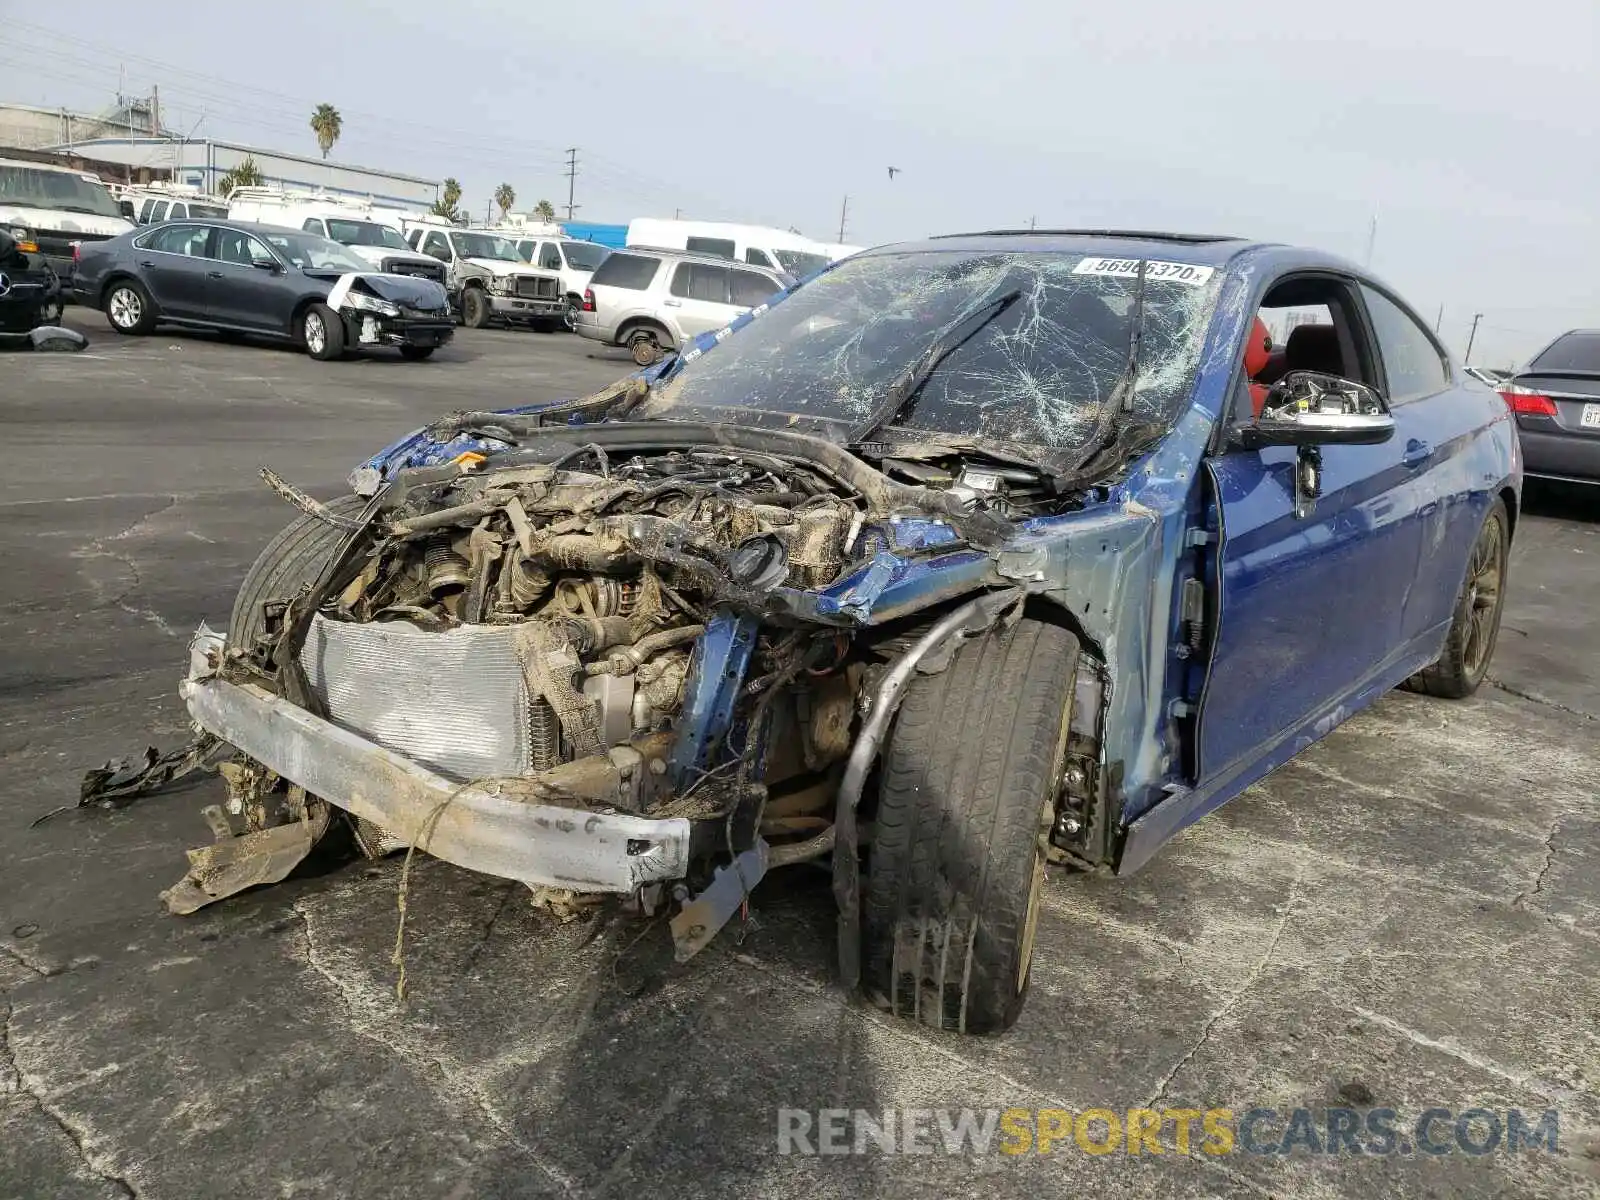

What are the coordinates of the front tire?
(461, 287, 490, 329)
(628, 329, 662, 366)
(1402, 498, 1509, 698)
(228, 495, 367, 651)
(302, 304, 345, 360)
(862, 618, 1079, 1034)
(104, 279, 156, 335)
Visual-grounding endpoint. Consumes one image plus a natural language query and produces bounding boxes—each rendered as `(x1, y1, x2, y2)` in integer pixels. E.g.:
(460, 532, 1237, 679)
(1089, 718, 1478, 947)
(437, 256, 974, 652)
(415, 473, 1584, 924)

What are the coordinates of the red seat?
(1244, 317, 1273, 417)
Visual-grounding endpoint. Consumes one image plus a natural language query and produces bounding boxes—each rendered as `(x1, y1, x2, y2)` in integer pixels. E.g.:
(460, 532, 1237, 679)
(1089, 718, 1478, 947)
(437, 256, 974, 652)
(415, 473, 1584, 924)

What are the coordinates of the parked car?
(509, 236, 612, 329)
(626, 217, 835, 277)
(144, 231, 1517, 1035)
(575, 246, 789, 364)
(1499, 329, 1600, 484)
(225, 188, 447, 288)
(0, 156, 134, 317)
(402, 223, 564, 330)
(72, 219, 454, 360)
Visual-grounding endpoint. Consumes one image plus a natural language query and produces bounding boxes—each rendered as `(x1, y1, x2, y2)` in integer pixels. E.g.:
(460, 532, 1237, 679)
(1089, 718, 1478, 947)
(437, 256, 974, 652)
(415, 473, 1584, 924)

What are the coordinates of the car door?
(665, 262, 734, 338)
(1194, 274, 1426, 782)
(1355, 283, 1486, 649)
(205, 227, 297, 333)
(133, 223, 213, 319)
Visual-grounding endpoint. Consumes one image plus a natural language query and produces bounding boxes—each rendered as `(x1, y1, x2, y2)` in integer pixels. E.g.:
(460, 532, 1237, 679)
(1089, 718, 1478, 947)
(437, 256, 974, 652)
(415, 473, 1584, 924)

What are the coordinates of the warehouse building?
(40, 136, 441, 210)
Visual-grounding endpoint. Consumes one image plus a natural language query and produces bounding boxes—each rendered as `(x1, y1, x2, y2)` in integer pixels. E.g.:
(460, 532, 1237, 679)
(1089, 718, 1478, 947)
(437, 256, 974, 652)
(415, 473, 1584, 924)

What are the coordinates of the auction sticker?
(1072, 258, 1215, 286)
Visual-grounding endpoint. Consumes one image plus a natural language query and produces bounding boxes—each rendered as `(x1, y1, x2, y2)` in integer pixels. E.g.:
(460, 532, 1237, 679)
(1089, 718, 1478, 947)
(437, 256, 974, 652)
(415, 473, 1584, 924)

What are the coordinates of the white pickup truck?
(402, 221, 565, 330)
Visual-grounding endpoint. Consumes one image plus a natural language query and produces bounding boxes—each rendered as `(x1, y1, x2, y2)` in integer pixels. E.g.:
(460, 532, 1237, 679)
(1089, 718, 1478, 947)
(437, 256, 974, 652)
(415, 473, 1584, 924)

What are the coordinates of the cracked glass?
(650, 249, 1222, 459)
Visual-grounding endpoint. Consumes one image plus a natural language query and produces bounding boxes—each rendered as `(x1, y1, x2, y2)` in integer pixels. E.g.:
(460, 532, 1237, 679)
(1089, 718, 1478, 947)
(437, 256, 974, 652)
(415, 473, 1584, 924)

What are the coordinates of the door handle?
(138, 260, 156, 268)
(662, 299, 682, 307)
(1402, 438, 1432, 468)
(206, 271, 224, 279)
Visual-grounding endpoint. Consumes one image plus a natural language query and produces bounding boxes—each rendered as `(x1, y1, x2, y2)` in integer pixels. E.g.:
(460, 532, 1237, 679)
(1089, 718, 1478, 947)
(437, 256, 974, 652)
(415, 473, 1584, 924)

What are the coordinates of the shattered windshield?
(773, 248, 830, 276)
(648, 249, 1222, 457)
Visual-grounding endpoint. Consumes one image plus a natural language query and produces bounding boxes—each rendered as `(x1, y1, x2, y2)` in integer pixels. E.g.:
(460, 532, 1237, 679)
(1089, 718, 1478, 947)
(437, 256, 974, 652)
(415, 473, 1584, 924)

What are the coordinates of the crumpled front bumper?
(180, 631, 692, 893)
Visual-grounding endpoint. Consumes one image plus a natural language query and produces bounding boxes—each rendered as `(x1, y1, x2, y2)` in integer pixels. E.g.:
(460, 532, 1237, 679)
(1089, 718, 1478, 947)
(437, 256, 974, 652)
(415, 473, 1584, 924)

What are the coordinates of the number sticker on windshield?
(1072, 258, 1215, 286)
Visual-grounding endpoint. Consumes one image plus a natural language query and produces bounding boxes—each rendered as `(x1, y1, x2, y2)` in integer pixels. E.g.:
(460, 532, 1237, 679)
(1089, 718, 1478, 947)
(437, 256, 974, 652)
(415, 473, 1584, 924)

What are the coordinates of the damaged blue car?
(167, 231, 1519, 1034)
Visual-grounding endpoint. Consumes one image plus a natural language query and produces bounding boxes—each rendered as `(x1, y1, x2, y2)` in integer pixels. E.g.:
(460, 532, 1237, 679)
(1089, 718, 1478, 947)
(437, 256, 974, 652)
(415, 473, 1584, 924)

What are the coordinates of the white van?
(0, 157, 134, 297)
(625, 219, 833, 280)
(226, 187, 446, 285)
(116, 183, 229, 226)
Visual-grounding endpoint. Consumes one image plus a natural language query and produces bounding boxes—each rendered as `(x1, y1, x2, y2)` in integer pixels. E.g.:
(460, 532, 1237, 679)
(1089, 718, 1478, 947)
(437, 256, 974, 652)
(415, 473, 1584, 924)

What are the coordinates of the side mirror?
(251, 257, 281, 273)
(118, 200, 135, 220)
(1235, 371, 1395, 449)
(427, 247, 451, 262)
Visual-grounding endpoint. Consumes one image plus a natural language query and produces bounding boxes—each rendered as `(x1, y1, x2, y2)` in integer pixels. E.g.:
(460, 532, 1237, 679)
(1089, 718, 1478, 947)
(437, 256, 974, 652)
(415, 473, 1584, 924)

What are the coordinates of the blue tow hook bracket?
(667, 609, 759, 788)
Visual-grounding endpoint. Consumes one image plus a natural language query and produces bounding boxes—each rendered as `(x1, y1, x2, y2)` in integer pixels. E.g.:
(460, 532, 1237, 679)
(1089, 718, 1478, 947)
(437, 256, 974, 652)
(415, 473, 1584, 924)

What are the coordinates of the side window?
(671, 263, 730, 303)
(149, 200, 169, 223)
(423, 232, 451, 259)
(214, 228, 275, 266)
(1360, 286, 1449, 404)
(302, 218, 326, 235)
(685, 236, 736, 260)
(539, 242, 563, 270)
(141, 224, 209, 256)
(729, 268, 780, 308)
(746, 248, 775, 269)
(138, 198, 157, 223)
(168, 203, 187, 219)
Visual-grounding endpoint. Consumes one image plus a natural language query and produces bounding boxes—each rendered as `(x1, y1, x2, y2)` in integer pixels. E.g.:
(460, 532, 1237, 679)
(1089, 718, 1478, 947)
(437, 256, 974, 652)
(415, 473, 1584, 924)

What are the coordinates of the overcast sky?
(3, 0, 1595, 365)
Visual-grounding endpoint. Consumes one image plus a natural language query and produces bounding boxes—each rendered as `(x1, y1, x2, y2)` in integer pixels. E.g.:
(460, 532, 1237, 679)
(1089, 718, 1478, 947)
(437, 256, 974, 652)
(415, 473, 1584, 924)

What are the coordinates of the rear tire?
(104, 279, 156, 335)
(1402, 498, 1509, 699)
(228, 495, 367, 651)
(302, 304, 345, 360)
(399, 345, 436, 361)
(563, 298, 580, 331)
(862, 618, 1079, 1034)
(461, 287, 490, 329)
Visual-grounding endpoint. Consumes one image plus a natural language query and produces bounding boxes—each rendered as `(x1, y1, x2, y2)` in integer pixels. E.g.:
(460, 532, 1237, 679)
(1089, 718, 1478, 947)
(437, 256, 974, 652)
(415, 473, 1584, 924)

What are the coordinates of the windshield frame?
(0, 164, 124, 220)
(450, 230, 522, 262)
(645, 246, 1225, 473)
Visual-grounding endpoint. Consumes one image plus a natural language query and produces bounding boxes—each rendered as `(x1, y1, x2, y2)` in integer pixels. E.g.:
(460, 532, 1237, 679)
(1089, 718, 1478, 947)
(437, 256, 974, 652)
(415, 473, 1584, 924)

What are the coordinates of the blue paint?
(346, 232, 1521, 876)
(667, 609, 759, 788)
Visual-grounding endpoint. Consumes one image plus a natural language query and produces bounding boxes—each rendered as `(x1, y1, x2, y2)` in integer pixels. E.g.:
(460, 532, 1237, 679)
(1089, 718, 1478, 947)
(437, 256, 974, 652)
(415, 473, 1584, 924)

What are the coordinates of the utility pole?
(673, 207, 682, 220)
(150, 84, 160, 137)
(1464, 313, 1484, 364)
(837, 194, 848, 243)
(1363, 212, 1378, 267)
(564, 148, 579, 221)
(1434, 303, 1444, 333)
(1028, 215, 1036, 231)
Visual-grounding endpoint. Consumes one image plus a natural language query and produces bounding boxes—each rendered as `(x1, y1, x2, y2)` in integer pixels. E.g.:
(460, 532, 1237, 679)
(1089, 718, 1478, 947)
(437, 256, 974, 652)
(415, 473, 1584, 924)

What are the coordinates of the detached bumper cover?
(180, 672, 693, 893)
(344, 312, 457, 349)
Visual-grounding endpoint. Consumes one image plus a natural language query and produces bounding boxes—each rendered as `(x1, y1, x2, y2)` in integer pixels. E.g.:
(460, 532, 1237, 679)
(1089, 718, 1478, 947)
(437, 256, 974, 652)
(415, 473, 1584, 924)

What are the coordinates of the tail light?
(1499, 386, 1558, 417)
(582, 288, 595, 312)
(71, 242, 81, 264)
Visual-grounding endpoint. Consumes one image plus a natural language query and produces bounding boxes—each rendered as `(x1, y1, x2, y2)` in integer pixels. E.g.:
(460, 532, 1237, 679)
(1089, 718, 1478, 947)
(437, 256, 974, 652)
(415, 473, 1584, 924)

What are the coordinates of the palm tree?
(429, 177, 463, 222)
(309, 104, 342, 160)
(217, 156, 264, 198)
(534, 199, 556, 223)
(494, 183, 516, 221)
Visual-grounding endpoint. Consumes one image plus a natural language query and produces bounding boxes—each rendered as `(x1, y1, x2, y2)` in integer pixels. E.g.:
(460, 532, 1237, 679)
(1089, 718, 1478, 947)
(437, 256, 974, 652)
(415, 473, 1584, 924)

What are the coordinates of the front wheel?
(862, 617, 1079, 1034)
(1402, 498, 1509, 698)
(104, 279, 156, 335)
(461, 288, 490, 329)
(228, 495, 367, 651)
(399, 345, 436, 361)
(628, 329, 662, 366)
(301, 304, 345, 360)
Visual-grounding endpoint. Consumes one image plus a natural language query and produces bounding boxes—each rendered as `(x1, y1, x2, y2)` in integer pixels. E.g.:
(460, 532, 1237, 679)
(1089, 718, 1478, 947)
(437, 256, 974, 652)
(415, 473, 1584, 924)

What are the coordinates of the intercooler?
(300, 615, 532, 781)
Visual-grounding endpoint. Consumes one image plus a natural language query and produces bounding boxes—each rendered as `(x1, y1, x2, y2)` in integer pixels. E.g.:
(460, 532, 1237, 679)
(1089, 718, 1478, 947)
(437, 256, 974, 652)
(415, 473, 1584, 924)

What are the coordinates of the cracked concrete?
(1, 315, 1596, 1199)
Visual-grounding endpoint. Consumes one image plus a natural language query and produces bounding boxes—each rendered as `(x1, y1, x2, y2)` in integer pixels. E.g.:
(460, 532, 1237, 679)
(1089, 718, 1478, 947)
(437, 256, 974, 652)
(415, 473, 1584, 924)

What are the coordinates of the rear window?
(590, 252, 660, 291)
(1530, 331, 1600, 374)
(686, 236, 736, 259)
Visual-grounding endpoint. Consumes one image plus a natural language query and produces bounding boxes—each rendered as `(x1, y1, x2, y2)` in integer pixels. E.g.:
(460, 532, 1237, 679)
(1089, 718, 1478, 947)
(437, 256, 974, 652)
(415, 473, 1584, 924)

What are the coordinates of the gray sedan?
(72, 219, 455, 361)
(1501, 329, 1600, 484)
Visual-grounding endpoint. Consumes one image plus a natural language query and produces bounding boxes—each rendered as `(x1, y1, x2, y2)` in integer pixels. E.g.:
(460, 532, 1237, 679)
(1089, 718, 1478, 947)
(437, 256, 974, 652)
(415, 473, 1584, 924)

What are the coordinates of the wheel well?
(1500, 486, 1518, 541)
(98, 271, 141, 307)
(289, 296, 321, 338)
(617, 318, 672, 346)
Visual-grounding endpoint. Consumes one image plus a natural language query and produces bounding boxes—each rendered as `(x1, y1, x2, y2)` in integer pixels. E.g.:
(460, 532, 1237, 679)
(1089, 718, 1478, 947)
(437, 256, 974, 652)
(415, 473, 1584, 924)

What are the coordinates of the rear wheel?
(1403, 498, 1509, 698)
(461, 287, 490, 329)
(563, 297, 580, 331)
(399, 345, 436, 361)
(104, 279, 156, 335)
(302, 304, 345, 361)
(628, 328, 662, 366)
(862, 618, 1079, 1034)
(228, 495, 367, 651)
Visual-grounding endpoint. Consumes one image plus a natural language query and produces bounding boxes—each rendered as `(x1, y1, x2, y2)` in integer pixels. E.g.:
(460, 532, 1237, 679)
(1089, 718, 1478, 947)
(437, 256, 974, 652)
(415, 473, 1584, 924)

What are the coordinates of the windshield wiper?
(1068, 259, 1148, 473)
(847, 285, 1023, 445)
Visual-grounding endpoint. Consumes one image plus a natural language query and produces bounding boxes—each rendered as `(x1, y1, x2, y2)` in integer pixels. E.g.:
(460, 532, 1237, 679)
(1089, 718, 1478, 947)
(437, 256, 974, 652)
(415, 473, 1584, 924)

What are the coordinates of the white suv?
(511, 237, 612, 329)
(574, 247, 788, 365)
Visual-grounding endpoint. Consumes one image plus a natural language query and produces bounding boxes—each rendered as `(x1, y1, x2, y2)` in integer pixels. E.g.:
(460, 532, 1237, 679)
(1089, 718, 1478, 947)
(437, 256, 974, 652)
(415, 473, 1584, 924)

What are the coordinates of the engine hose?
(582, 624, 705, 675)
